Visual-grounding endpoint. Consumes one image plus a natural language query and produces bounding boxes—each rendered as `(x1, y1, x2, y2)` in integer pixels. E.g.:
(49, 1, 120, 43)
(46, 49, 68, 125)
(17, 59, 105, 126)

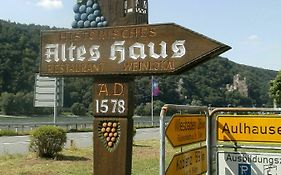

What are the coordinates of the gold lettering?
(83, 32, 90, 40)
(99, 30, 107, 40)
(80, 64, 85, 72)
(112, 29, 121, 39)
(149, 28, 157, 37)
(72, 32, 82, 41)
(46, 63, 104, 74)
(141, 27, 148, 38)
(89, 31, 98, 40)
(86, 65, 91, 72)
(140, 61, 149, 71)
(123, 61, 176, 72)
(56, 26, 157, 43)
(55, 65, 60, 73)
(114, 83, 124, 96)
(136, 27, 142, 38)
(47, 65, 54, 73)
(68, 65, 74, 72)
(124, 62, 133, 71)
(129, 28, 137, 39)
(122, 29, 130, 39)
(133, 62, 140, 71)
(98, 84, 109, 96)
(153, 62, 160, 70)
(94, 63, 104, 72)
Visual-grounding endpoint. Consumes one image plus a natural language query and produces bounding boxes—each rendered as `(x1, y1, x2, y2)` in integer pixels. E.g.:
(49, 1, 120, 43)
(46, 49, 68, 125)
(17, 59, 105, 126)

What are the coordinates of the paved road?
(134, 128, 159, 140)
(0, 128, 160, 155)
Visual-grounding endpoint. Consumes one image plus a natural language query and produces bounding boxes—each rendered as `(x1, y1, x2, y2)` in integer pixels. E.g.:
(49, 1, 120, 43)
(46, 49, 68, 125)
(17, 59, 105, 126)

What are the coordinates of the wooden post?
(93, 117, 134, 175)
(92, 1, 148, 174)
(93, 77, 135, 175)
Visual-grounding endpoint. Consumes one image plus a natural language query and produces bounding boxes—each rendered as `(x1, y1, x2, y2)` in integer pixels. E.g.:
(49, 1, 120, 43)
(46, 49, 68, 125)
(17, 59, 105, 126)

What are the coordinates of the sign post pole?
(151, 76, 154, 126)
(90, 1, 148, 174)
(93, 77, 135, 175)
(53, 78, 57, 124)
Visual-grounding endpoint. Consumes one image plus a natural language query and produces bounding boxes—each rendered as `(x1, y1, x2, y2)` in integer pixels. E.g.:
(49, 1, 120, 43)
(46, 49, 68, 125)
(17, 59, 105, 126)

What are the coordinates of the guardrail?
(0, 122, 93, 132)
(0, 120, 163, 133)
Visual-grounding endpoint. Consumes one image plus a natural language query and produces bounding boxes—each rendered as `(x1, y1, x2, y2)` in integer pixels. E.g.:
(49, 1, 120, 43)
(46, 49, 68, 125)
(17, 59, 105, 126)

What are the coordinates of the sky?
(0, 0, 280, 71)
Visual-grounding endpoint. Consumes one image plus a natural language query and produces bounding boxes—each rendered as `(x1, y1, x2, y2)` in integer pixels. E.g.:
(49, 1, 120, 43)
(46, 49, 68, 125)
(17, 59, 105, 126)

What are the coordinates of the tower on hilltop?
(226, 74, 248, 97)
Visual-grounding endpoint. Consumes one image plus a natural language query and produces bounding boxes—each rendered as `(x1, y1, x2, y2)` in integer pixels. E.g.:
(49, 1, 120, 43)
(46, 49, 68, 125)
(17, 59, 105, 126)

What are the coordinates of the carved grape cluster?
(99, 121, 120, 151)
(72, 0, 108, 28)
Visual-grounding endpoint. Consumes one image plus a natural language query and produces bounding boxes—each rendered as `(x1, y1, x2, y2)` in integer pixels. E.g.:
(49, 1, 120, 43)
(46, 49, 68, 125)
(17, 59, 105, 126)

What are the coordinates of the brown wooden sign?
(165, 114, 206, 147)
(40, 23, 230, 76)
(93, 78, 134, 117)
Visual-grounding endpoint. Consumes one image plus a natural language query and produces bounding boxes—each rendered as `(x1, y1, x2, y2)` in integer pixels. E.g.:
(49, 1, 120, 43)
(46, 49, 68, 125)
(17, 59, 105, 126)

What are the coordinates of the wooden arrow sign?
(165, 114, 206, 147)
(40, 23, 230, 76)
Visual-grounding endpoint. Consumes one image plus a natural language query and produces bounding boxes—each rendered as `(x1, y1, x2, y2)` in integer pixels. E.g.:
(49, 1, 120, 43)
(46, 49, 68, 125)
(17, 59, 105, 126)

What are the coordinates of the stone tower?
(226, 74, 248, 97)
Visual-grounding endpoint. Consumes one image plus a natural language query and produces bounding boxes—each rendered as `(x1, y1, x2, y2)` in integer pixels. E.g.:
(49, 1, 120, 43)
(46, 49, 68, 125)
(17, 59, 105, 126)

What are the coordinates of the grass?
(0, 140, 178, 175)
(0, 150, 92, 175)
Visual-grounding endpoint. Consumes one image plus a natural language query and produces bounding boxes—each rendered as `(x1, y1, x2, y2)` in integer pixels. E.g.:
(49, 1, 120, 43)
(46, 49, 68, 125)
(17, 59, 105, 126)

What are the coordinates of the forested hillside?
(0, 20, 51, 93)
(0, 19, 277, 115)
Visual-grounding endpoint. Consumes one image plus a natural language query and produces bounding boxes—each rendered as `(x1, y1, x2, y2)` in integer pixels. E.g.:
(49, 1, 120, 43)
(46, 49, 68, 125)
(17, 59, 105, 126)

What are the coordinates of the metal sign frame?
(209, 107, 281, 175)
(160, 106, 281, 175)
(159, 104, 209, 175)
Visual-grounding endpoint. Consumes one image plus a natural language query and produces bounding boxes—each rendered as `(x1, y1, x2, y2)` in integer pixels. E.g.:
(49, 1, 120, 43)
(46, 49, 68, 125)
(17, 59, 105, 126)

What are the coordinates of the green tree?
(1, 92, 15, 115)
(134, 103, 145, 116)
(153, 100, 165, 115)
(1, 92, 35, 115)
(71, 102, 86, 116)
(269, 71, 281, 106)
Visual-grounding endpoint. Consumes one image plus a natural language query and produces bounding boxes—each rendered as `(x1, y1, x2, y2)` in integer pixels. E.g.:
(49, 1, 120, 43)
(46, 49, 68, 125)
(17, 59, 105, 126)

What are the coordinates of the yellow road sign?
(217, 115, 281, 142)
(165, 114, 206, 147)
(166, 146, 207, 175)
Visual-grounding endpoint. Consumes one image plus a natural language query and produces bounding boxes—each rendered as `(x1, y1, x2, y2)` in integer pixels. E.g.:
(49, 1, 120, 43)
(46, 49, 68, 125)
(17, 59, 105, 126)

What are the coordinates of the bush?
(29, 125, 67, 158)
(0, 130, 19, 137)
(71, 102, 86, 116)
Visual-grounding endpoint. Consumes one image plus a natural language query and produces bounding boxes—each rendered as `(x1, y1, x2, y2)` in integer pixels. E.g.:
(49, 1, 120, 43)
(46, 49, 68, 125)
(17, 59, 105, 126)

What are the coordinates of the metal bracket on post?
(159, 105, 167, 175)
